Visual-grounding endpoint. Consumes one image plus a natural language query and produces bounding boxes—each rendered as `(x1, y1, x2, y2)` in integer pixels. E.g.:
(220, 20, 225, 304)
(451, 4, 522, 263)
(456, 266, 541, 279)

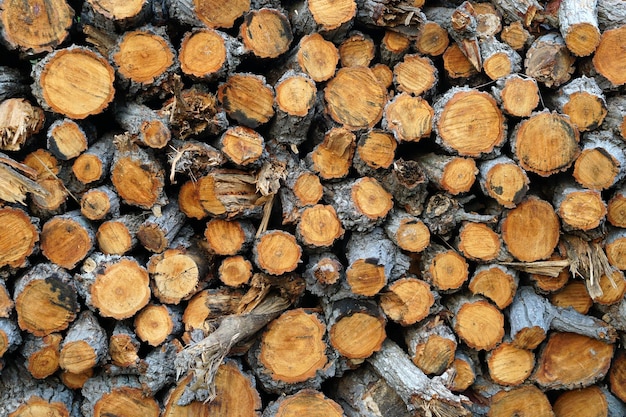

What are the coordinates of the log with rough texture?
(72, 137, 114, 186)
(263, 388, 343, 417)
(380, 277, 436, 327)
(573, 131, 626, 190)
(421, 243, 469, 292)
(297, 204, 344, 249)
(307, 126, 355, 180)
(0, 206, 39, 269)
(552, 181, 606, 232)
(47, 118, 93, 160)
(14, 263, 78, 337)
(0, 98, 45, 152)
(433, 87, 506, 158)
(592, 25, 626, 88)
(96, 213, 143, 255)
(491, 74, 539, 118)
(253, 230, 302, 275)
(524, 33, 575, 88)
(75, 253, 151, 320)
(147, 247, 207, 304)
(80, 0, 150, 32)
(447, 293, 504, 350)
(81, 373, 160, 417)
(114, 101, 171, 149)
(134, 303, 181, 347)
(32, 46, 115, 119)
(0, 0, 73, 55)
(269, 71, 316, 147)
(487, 385, 554, 417)
(248, 307, 334, 394)
(367, 339, 470, 417)
(404, 315, 457, 376)
(137, 201, 186, 253)
(20, 332, 62, 379)
(324, 66, 386, 131)
(510, 110, 580, 177)
(40, 210, 95, 269)
(501, 196, 560, 262)
(382, 93, 434, 143)
(486, 340, 534, 386)
(478, 156, 529, 208)
(532, 332, 614, 390)
(58, 311, 107, 374)
(384, 209, 430, 254)
(553, 385, 626, 417)
(469, 264, 518, 309)
(178, 28, 243, 82)
(80, 185, 120, 221)
(240, 8, 293, 59)
(558, 0, 601, 56)
(218, 73, 275, 128)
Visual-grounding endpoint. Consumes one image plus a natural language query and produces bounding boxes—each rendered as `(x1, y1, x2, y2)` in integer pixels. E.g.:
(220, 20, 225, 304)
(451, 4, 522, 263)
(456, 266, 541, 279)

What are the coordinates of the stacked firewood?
(1, 0, 626, 415)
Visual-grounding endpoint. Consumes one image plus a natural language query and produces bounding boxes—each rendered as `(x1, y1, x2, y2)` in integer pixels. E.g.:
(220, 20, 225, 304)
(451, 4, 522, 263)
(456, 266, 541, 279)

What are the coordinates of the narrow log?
(367, 339, 470, 416)
(558, 0, 601, 56)
(450, 349, 478, 392)
(148, 246, 208, 304)
(480, 36, 522, 80)
(608, 186, 626, 227)
(382, 93, 434, 143)
(110, 25, 178, 97)
(487, 385, 554, 417)
(331, 362, 410, 417)
(307, 126, 355, 180)
(241, 8, 293, 59)
(501, 21, 534, 50)
(0, 280, 13, 318)
(80, 0, 151, 32)
(72, 137, 114, 186)
(40, 210, 95, 269)
(416, 20, 450, 57)
(604, 96, 626, 140)
(0, 317, 21, 359)
(163, 360, 262, 417)
(218, 255, 252, 287)
(114, 101, 171, 149)
(393, 54, 438, 97)
(59, 311, 108, 375)
(380, 277, 436, 327)
(610, 349, 626, 402)
(421, 243, 469, 292)
(167, 0, 250, 29)
(110, 134, 166, 210)
(292, 32, 339, 82)
(96, 213, 143, 255)
(80, 185, 120, 221)
(0, 206, 39, 269)
(253, 230, 302, 275)
(469, 264, 518, 309)
(550, 280, 593, 314)
(0, 363, 75, 417)
(404, 315, 457, 376)
(14, 262, 78, 336)
(384, 209, 430, 254)
(204, 218, 256, 256)
(20, 333, 62, 379)
(218, 73, 275, 128)
(380, 30, 410, 67)
(289, 0, 356, 41)
(326, 299, 386, 362)
(196, 169, 262, 218)
(108, 323, 141, 369)
(501, 196, 560, 262)
(297, 204, 344, 249)
(137, 201, 186, 253)
(486, 340, 534, 386)
(269, 71, 316, 147)
(32, 46, 115, 119)
(81, 373, 160, 417)
(447, 293, 504, 350)
(478, 156, 529, 208)
(47, 119, 94, 162)
(326, 177, 393, 232)
(345, 227, 410, 297)
(179, 28, 243, 82)
(573, 131, 626, 190)
(134, 303, 182, 347)
(263, 388, 343, 417)
(553, 181, 606, 233)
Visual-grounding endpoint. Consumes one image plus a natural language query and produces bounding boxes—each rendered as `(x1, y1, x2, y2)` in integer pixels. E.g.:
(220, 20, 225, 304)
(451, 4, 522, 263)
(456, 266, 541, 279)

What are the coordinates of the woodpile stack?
(1, 0, 626, 415)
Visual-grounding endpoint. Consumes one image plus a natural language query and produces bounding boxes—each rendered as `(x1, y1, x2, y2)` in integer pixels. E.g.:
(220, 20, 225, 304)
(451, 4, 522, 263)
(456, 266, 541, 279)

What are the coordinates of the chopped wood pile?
(1, 0, 626, 415)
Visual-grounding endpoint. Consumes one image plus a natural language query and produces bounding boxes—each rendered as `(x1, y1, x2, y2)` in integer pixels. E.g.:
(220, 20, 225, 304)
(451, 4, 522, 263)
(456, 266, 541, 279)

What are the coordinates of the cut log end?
(37, 48, 115, 119)
(254, 231, 302, 275)
(380, 278, 434, 326)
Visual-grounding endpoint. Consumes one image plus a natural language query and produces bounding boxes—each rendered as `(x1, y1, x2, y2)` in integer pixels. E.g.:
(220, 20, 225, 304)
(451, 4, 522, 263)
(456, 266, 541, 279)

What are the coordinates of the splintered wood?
(2, 0, 626, 415)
